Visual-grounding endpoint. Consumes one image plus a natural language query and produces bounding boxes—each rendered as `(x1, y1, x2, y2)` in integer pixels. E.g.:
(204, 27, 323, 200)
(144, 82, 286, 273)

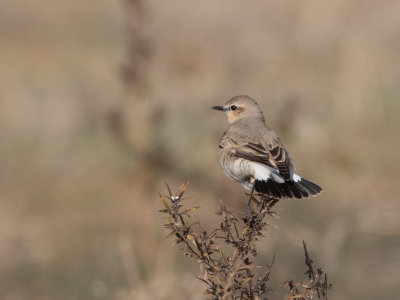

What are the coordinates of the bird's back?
(223, 117, 281, 151)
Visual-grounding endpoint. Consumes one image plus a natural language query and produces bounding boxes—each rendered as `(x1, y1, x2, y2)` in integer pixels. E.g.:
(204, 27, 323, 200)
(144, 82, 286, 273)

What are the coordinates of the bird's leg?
(244, 184, 255, 220)
(247, 184, 255, 208)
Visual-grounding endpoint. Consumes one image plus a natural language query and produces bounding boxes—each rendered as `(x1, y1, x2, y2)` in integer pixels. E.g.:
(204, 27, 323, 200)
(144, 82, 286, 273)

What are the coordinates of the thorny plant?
(159, 183, 330, 300)
(283, 241, 330, 300)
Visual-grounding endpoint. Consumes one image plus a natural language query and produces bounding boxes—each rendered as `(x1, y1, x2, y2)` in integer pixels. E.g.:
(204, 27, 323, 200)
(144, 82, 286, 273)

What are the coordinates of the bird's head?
(212, 95, 264, 123)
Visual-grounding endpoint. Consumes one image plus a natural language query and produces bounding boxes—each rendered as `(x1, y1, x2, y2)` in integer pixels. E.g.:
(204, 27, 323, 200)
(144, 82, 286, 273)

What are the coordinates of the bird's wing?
(220, 132, 293, 181)
(234, 142, 275, 168)
(219, 135, 275, 169)
(268, 142, 292, 181)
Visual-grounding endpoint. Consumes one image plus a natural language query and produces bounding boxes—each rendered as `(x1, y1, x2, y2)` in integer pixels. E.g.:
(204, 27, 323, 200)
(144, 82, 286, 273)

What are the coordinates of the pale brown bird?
(212, 95, 322, 201)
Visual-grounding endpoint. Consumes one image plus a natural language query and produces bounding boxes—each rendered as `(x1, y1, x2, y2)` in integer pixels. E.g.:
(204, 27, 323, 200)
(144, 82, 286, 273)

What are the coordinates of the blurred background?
(1, 0, 400, 299)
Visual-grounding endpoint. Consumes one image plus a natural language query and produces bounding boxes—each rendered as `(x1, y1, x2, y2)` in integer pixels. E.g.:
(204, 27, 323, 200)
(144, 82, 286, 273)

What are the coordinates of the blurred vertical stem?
(109, 0, 154, 173)
(122, 0, 151, 96)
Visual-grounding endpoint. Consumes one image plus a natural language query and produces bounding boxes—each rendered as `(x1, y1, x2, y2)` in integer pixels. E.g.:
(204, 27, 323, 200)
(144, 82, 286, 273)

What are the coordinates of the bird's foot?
(243, 204, 253, 223)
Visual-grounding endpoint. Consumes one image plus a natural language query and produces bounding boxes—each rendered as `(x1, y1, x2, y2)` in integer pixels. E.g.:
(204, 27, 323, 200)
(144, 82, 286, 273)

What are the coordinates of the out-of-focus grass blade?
(159, 194, 171, 213)
(182, 206, 200, 214)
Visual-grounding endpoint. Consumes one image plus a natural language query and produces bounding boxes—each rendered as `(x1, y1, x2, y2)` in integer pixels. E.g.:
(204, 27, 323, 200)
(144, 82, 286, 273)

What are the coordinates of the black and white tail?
(254, 177, 322, 199)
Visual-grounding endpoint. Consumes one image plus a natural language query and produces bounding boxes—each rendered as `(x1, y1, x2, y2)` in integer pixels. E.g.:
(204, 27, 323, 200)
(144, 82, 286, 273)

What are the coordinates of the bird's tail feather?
(254, 177, 322, 199)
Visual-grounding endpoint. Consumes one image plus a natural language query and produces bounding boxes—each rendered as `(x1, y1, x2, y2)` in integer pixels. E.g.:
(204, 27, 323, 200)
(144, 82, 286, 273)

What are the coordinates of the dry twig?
(159, 183, 330, 299)
(283, 241, 330, 300)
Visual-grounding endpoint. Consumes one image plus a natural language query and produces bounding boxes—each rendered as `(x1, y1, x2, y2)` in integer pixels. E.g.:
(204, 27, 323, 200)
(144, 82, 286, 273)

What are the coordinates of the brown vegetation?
(160, 184, 329, 299)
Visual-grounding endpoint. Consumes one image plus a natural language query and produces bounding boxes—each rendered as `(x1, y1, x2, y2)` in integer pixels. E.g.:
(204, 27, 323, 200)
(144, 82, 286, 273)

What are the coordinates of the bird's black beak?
(212, 105, 225, 111)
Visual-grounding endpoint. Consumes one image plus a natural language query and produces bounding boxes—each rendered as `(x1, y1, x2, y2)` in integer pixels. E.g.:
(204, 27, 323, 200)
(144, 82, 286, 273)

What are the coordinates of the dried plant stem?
(159, 183, 330, 299)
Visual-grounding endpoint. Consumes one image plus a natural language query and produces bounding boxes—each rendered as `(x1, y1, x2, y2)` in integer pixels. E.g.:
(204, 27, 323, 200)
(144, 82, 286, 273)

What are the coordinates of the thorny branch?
(159, 183, 330, 299)
(283, 241, 330, 300)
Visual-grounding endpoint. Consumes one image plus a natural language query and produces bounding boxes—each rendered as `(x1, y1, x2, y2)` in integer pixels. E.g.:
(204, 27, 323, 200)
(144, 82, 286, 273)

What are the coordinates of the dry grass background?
(1, 0, 400, 299)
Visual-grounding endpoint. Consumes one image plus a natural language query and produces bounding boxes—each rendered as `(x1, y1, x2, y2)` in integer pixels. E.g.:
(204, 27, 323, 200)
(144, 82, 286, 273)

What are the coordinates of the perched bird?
(212, 95, 322, 201)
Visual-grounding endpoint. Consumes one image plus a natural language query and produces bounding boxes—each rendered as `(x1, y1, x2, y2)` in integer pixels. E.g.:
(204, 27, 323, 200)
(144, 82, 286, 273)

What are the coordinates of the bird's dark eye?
(230, 105, 237, 111)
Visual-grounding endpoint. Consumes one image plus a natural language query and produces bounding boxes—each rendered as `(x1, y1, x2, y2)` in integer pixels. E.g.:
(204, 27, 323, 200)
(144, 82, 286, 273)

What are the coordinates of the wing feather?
(219, 133, 293, 181)
(269, 145, 292, 180)
(230, 142, 274, 168)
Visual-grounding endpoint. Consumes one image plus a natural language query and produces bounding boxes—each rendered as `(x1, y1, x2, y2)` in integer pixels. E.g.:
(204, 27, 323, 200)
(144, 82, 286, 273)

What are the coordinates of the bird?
(212, 95, 322, 204)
